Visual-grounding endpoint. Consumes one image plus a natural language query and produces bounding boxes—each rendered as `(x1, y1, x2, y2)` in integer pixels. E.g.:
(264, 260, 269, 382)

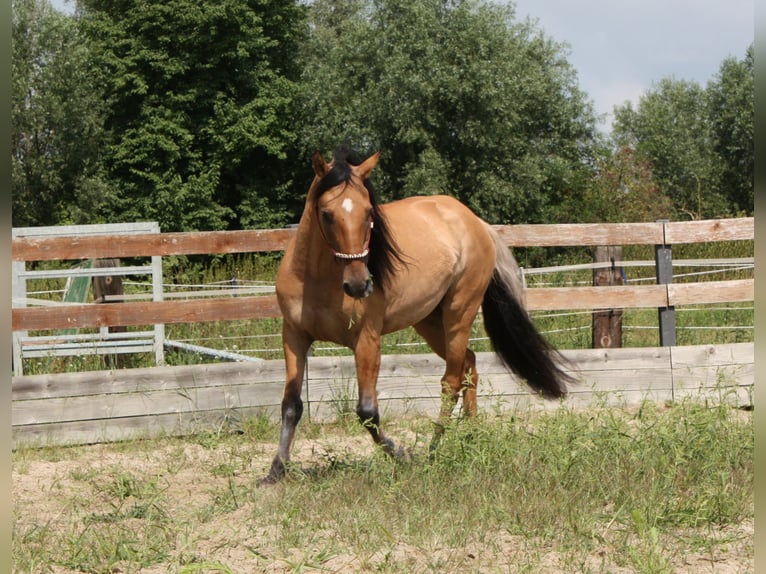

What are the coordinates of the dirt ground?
(13, 430, 754, 574)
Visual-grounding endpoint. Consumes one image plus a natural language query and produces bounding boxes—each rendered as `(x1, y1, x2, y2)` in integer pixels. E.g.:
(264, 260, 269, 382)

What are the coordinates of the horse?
(261, 147, 573, 484)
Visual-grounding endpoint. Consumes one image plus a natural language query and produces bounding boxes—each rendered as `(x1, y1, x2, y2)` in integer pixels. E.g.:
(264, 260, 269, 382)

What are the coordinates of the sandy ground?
(13, 430, 754, 573)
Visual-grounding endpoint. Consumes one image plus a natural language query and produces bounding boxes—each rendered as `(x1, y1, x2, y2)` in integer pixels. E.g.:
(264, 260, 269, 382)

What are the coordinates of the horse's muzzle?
(342, 262, 373, 299)
(343, 276, 373, 299)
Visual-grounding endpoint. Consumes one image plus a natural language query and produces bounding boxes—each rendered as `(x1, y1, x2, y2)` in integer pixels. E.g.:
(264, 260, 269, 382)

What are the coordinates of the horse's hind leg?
(414, 311, 479, 450)
(458, 347, 479, 416)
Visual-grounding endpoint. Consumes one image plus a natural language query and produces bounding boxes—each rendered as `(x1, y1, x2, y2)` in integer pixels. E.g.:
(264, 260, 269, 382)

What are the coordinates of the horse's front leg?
(261, 326, 312, 485)
(354, 330, 397, 456)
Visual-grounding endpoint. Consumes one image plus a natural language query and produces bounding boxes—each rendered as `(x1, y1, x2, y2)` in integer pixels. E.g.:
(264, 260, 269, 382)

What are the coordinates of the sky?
(511, 0, 754, 129)
(51, 0, 754, 131)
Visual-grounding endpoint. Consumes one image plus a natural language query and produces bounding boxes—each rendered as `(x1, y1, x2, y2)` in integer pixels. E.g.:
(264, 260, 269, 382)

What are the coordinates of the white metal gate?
(12, 222, 164, 376)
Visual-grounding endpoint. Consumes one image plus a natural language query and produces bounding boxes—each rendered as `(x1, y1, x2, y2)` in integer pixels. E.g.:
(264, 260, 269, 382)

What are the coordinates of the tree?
(80, 0, 307, 231)
(611, 45, 754, 220)
(295, 0, 599, 225)
(612, 78, 726, 219)
(706, 44, 753, 215)
(12, 0, 112, 227)
(568, 146, 673, 223)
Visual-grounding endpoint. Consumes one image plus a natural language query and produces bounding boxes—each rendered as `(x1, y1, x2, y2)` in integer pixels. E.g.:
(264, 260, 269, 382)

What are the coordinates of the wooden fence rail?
(12, 217, 754, 332)
(11, 217, 754, 447)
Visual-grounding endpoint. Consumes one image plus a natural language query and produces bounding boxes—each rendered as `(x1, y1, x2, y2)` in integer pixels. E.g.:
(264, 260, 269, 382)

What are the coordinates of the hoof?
(381, 440, 411, 463)
(259, 456, 286, 486)
(393, 444, 413, 463)
(257, 476, 278, 488)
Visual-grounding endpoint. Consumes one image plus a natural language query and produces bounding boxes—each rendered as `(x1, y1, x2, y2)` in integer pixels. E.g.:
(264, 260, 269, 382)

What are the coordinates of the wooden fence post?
(92, 259, 127, 368)
(655, 220, 676, 346)
(592, 246, 624, 348)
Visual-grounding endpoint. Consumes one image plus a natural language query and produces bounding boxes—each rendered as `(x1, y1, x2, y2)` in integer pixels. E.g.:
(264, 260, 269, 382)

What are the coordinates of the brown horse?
(262, 147, 573, 484)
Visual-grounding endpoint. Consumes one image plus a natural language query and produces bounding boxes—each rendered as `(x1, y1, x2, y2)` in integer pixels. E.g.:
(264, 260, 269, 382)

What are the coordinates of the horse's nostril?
(343, 279, 373, 299)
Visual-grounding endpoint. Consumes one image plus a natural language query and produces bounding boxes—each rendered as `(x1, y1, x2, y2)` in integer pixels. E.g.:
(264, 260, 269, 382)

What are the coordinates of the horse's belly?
(380, 278, 452, 334)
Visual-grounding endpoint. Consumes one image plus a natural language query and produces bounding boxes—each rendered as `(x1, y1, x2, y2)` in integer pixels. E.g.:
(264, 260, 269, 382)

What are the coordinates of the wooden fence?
(11, 218, 754, 447)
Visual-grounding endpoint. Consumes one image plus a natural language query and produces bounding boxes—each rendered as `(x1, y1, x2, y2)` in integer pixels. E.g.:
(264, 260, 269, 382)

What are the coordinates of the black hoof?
(257, 474, 279, 488)
(259, 457, 286, 486)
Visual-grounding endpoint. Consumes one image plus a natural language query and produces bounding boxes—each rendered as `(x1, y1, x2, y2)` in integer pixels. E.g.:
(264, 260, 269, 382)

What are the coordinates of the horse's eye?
(320, 209, 334, 224)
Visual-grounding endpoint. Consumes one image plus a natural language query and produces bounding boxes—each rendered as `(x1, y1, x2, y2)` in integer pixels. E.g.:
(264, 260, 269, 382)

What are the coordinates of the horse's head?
(309, 149, 381, 299)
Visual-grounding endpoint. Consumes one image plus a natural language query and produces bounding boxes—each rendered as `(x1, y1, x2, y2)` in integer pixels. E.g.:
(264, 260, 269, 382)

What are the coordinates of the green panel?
(60, 260, 94, 335)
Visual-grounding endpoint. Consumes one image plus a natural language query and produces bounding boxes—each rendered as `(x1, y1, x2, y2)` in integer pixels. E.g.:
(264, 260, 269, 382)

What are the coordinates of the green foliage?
(611, 44, 753, 219)
(562, 145, 674, 223)
(79, 0, 307, 231)
(11, 1, 752, 229)
(707, 44, 754, 215)
(12, 0, 113, 227)
(297, 0, 600, 224)
(612, 78, 720, 218)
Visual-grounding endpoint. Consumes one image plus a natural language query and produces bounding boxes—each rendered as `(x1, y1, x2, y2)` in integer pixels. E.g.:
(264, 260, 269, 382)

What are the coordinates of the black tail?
(482, 271, 573, 399)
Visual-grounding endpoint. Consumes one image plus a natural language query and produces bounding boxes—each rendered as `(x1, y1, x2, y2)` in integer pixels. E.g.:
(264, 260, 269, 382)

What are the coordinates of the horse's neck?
(288, 209, 334, 277)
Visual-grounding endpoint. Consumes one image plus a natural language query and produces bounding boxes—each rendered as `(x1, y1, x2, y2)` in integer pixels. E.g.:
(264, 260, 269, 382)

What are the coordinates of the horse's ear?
(356, 151, 380, 180)
(312, 151, 330, 178)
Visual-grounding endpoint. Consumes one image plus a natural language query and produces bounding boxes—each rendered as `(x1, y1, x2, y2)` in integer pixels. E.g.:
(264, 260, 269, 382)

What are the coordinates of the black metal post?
(655, 220, 676, 346)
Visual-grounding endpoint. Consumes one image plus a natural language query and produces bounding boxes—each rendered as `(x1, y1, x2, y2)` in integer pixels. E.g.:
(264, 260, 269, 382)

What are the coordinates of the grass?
(12, 397, 753, 573)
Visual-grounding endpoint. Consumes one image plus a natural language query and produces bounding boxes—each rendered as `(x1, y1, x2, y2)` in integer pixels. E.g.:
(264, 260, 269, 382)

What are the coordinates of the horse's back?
(382, 195, 496, 261)
(376, 195, 497, 331)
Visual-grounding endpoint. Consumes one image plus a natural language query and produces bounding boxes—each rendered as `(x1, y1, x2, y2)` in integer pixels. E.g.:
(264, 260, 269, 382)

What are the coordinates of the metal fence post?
(655, 220, 676, 346)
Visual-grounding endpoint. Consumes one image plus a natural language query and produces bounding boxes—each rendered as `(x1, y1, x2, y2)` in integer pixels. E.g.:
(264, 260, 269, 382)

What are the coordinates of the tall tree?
(296, 0, 599, 225)
(566, 145, 673, 223)
(612, 78, 725, 219)
(80, 0, 307, 231)
(612, 44, 754, 221)
(12, 0, 111, 227)
(706, 44, 753, 215)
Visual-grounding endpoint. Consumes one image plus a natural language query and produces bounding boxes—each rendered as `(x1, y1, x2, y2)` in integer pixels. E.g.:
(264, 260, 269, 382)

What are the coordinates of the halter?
(316, 205, 374, 261)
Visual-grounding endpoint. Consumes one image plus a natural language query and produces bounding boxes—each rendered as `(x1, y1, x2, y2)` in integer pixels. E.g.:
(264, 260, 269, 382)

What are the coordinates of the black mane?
(314, 146, 361, 197)
(313, 147, 407, 291)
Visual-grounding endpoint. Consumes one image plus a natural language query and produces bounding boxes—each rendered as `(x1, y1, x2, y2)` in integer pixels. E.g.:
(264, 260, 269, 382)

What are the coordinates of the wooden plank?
(12, 294, 282, 331)
(668, 279, 754, 306)
(671, 363, 754, 389)
(525, 284, 668, 311)
(669, 342, 753, 368)
(13, 228, 296, 262)
(492, 222, 665, 246)
(13, 218, 751, 262)
(12, 405, 280, 448)
(664, 217, 753, 244)
(303, 348, 681, 400)
(559, 346, 671, 371)
(306, 353, 444, 381)
(12, 380, 286, 426)
(12, 360, 285, 400)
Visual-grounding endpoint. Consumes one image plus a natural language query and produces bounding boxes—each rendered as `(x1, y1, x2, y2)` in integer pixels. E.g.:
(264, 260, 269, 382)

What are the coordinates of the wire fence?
(21, 256, 754, 361)
(152, 257, 755, 360)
